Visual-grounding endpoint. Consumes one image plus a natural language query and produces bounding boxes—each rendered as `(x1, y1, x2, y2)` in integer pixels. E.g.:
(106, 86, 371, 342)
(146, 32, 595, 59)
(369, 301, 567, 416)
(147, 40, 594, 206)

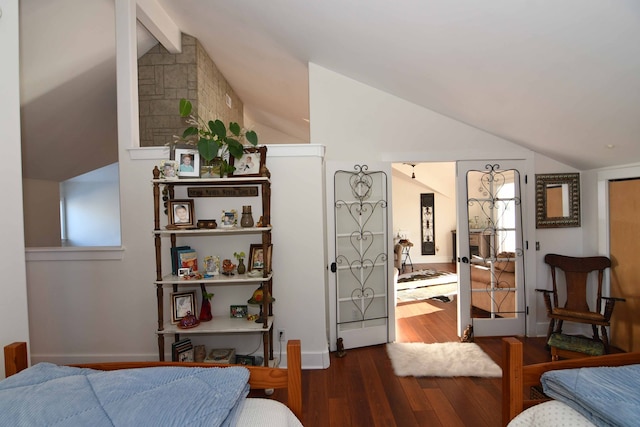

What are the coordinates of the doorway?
(391, 161, 527, 341)
(391, 162, 459, 341)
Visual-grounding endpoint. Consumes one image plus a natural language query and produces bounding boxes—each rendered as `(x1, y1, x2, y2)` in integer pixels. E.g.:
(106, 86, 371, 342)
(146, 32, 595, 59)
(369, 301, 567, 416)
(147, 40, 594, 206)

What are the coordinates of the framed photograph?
(177, 347, 195, 362)
(235, 354, 255, 366)
(171, 291, 197, 324)
(203, 255, 220, 277)
(230, 305, 248, 318)
(159, 160, 178, 180)
(229, 146, 267, 177)
(248, 244, 272, 272)
(171, 147, 200, 178)
(168, 199, 195, 228)
(220, 209, 238, 228)
(178, 267, 191, 277)
(200, 157, 223, 179)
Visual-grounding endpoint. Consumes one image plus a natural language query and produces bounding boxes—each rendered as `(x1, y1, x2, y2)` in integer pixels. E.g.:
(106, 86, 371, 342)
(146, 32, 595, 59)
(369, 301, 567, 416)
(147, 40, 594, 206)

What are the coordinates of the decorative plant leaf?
(245, 130, 258, 146)
(198, 138, 220, 162)
(227, 138, 244, 158)
(229, 122, 241, 136)
(177, 99, 259, 175)
(211, 119, 227, 138)
(182, 126, 198, 138)
(179, 99, 192, 117)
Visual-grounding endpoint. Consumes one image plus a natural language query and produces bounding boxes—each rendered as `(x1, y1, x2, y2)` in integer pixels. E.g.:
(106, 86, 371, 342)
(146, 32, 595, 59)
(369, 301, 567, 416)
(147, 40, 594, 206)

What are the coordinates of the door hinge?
(525, 241, 528, 250)
(525, 175, 528, 184)
(526, 306, 529, 315)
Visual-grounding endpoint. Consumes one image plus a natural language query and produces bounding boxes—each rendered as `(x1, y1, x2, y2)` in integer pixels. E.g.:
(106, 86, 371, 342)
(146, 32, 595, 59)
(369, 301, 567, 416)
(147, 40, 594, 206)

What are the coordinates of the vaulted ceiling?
(20, 0, 640, 181)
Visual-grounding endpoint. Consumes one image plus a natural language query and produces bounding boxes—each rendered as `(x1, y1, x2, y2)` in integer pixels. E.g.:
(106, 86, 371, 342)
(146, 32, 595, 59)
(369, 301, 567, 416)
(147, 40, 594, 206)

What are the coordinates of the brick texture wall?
(138, 34, 243, 147)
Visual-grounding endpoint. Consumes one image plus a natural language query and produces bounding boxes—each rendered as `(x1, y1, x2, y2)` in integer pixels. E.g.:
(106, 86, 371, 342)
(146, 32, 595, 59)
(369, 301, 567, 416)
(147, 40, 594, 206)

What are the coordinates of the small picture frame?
(159, 160, 178, 179)
(172, 147, 200, 178)
(203, 255, 220, 277)
(221, 209, 238, 228)
(235, 354, 255, 366)
(248, 244, 272, 272)
(230, 305, 248, 318)
(178, 267, 191, 277)
(177, 347, 195, 362)
(200, 157, 223, 179)
(171, 291, 197, 324)
(168, 199, 195, 228)
(229, 146, 267, 177)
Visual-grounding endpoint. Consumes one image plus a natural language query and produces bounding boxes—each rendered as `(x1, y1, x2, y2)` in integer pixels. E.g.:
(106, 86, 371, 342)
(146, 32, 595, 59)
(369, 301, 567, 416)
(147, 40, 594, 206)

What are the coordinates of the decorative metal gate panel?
(333, 165, 389, 349)
(457, 161, 526, 337)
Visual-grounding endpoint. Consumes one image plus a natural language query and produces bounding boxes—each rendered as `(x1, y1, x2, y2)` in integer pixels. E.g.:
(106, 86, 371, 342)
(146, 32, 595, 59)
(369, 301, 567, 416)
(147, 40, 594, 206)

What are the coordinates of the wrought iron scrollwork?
(335, 165, 387, 321)
(467, 164, 524, 316)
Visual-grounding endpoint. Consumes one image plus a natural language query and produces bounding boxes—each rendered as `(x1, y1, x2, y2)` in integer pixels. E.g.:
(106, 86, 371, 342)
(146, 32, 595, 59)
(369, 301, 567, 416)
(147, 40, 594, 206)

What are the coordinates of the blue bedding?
(0, 362, 250, 426)
(541, 363, 640, 427)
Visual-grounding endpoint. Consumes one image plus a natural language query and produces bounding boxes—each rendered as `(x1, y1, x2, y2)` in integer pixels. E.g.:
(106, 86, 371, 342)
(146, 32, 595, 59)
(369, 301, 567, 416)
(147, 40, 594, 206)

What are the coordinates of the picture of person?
(175, 295, 192, 318)
(161, 161, 176, 178)
(252, 248, 264, 269)
(236, 154, 259, 175)
(180, 154, 194, 172)
(241, 156, 254, 171)
(174, 204, 190, 223)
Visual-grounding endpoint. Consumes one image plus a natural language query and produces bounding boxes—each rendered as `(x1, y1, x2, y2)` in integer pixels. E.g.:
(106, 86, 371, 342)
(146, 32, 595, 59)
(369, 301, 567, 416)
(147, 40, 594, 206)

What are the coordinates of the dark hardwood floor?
(268, 263, 551, 426)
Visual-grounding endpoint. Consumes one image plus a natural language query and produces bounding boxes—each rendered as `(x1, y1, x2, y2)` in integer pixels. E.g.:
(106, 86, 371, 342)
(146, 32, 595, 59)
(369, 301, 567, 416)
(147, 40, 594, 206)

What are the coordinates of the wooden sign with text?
(187, 186, 258, 198)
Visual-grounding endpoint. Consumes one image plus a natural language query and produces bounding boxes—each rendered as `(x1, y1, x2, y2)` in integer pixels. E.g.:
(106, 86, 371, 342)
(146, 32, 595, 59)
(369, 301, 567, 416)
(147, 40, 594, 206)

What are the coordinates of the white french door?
(327, 162, 392, 351)
(456, 161, 526, 337)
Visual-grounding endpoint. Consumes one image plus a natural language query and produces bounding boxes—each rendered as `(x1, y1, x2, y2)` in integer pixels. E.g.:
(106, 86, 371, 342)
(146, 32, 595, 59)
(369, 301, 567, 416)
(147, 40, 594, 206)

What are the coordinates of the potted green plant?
(234, 251, 246, 274)
(175, 99, 258, 177)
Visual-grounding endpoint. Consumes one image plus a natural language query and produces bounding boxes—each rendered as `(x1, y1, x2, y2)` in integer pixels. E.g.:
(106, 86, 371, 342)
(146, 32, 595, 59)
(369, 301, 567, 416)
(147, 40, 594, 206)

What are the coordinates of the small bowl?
(197, 219, 218, 229)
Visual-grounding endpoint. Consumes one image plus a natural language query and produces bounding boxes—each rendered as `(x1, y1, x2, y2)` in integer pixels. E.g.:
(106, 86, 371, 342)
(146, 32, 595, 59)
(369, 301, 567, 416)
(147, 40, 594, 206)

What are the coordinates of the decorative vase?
(237, 258, 246, 274)
(199, 298, 213, 321)
(240, 205, 254, 227)
(199, 286, 213, 322)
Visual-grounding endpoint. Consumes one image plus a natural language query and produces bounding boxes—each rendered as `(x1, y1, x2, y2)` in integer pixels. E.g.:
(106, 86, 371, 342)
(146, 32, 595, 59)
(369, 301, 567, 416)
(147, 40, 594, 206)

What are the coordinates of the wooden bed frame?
(4, 339, 302, 423)
(501, 336, 640, 427)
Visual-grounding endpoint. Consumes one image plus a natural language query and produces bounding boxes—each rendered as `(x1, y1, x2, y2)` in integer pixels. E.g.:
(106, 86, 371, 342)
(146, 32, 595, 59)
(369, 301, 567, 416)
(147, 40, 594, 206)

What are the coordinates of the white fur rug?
(386, 342, 502, 377)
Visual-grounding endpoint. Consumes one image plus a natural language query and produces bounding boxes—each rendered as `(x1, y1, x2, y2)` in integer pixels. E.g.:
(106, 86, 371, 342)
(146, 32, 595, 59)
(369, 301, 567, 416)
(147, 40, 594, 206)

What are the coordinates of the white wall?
(23, 178, 61, 247)
(0, 0, 30, 378)
(63, 163, 121, 246)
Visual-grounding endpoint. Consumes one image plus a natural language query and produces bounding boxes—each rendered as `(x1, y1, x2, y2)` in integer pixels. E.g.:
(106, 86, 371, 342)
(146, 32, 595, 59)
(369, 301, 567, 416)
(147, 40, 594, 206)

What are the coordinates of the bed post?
(502, 337, 523, 427)
(287, 339, 303, 423)
(4, 342, 28, 378)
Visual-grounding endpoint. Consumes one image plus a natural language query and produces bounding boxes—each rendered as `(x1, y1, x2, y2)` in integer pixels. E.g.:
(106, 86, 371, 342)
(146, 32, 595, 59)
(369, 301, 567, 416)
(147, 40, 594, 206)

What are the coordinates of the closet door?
(609, 178, 640, 352)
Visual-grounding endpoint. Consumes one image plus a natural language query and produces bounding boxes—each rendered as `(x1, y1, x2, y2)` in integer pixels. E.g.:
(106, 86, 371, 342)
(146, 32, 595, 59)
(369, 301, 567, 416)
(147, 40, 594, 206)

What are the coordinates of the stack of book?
(170, 246, 198, 275)
(171, 338, 193, 362)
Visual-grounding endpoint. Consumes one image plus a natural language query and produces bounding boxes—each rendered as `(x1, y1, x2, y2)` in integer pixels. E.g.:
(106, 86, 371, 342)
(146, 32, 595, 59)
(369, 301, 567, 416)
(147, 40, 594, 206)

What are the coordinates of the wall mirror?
(535, 173, 581, 228)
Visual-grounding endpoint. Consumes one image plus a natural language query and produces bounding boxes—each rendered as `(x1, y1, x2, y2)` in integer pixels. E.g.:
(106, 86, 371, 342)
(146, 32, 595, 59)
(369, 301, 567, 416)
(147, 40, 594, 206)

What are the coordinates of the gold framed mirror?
(535, 173, 580, 228)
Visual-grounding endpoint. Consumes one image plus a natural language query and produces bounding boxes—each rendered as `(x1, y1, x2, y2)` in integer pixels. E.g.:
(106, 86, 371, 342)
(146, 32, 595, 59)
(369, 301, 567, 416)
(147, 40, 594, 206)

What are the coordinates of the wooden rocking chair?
(536, 253, 625, 354)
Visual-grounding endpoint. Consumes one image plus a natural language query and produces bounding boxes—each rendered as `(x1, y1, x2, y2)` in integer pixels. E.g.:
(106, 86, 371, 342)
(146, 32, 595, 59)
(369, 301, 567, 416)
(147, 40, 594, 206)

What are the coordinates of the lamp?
(403, 163, 416, 179)
(247, 284, 275, 323)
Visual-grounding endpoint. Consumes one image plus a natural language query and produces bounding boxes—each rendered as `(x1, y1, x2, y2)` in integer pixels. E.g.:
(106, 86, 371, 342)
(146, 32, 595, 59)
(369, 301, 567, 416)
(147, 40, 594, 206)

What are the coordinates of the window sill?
(25, 246, 125, 262)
